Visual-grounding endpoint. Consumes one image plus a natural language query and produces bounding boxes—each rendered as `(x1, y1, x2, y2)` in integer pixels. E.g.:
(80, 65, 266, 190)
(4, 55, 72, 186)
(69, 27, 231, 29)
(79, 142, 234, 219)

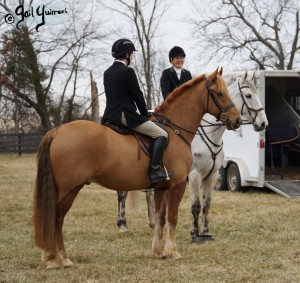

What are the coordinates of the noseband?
(206, 80, 236, 124)
(238, 80, 264, 125)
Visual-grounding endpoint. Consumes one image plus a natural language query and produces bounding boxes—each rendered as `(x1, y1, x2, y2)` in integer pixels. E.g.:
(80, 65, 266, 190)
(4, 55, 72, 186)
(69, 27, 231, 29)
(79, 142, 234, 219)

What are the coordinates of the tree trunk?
(90, 71, 100, 123)
(20, 27, 52, 131)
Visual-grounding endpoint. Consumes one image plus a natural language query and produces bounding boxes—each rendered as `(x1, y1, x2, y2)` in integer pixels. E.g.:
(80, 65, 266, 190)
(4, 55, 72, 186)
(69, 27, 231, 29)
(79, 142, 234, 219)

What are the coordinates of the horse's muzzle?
(253, 121, 267, 132)
(227, 117, 242, 130)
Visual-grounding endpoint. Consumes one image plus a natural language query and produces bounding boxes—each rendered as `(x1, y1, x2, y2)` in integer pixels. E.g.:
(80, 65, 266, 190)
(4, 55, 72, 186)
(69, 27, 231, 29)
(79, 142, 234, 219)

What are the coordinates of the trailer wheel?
(214, 167, 227, 191)
(226, 163, 241, 192)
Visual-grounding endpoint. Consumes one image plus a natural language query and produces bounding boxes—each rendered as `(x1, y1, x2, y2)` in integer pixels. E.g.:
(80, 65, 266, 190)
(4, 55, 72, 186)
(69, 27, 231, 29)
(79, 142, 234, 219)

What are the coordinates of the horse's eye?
(245, 93, 252, 99)
(218, 92, 223, 97)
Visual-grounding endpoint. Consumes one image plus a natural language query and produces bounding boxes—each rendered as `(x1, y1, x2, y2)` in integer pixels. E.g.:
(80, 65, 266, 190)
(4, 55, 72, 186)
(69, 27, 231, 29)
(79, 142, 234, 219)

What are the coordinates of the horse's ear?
(240, 71, 247, 83)
(210, 67, 219, 81)
(251, 71, 256, 81)
(218, 66, 223, 76)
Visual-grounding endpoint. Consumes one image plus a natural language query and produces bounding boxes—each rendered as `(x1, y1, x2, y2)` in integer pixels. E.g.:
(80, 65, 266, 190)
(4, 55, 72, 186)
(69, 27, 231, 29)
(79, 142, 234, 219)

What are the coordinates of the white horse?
(189, 72, 268, 242)
(116, 72, 268, 236)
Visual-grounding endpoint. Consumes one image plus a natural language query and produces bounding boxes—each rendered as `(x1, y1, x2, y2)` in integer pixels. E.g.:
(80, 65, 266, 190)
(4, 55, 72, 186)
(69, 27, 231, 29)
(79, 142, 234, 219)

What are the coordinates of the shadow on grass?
(240, 186, 276, 195)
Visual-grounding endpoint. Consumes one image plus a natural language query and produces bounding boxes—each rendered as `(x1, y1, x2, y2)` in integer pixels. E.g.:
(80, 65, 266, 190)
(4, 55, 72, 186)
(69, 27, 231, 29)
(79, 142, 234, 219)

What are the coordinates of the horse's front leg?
(117, 191, 128, 232)
(201, 174, 217, 236)
(152, 190, 167, 257)
(163, 180, 186, 259)
(188, 170, 201, 238)
(146, 190, 155, 229)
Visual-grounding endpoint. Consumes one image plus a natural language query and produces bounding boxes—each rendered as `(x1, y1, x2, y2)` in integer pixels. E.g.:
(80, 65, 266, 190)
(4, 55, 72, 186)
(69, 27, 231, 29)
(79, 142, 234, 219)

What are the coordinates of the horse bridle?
(206, 80, 236, 124)
(238, 80, 264, 125)
(192, 79, 265, 180)
(152, 79, 236, 147)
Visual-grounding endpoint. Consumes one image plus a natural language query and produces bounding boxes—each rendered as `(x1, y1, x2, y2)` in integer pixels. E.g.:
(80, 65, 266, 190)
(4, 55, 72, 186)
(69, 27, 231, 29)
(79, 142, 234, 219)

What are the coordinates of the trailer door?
(223, 124, 265, 187)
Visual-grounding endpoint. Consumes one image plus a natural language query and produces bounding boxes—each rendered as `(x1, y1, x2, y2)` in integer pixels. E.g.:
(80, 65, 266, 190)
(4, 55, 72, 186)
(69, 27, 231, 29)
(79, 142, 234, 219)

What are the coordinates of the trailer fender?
(222, 158, 251, 187)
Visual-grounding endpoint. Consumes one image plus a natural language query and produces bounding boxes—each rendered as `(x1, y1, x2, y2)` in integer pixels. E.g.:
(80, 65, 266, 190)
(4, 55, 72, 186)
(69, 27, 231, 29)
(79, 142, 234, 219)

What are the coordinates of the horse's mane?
(155, 74, 206, 112)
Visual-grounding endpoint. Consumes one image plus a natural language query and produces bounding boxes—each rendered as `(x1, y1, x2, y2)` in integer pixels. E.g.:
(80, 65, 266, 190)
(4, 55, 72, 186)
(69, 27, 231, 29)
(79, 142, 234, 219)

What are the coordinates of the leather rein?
(152, 79, 236, 147)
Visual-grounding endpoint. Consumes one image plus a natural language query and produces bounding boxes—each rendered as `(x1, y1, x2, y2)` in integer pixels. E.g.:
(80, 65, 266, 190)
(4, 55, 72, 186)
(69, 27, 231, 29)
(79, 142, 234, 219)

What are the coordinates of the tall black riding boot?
(149, 136, 174, 186)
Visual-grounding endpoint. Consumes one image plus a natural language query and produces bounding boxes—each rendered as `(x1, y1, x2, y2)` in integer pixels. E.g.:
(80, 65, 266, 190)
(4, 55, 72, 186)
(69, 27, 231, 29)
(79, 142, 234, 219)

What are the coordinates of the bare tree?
(190, 0, 300, 70)
(101, 0, 168, 109)
(0, 0, 108, 132)
(90, 71, 100, 123)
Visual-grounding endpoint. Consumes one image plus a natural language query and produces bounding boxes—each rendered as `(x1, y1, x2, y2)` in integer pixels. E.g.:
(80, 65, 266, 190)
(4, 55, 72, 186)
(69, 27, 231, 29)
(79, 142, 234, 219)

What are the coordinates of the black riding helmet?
(169, 46, 186, 62)
(112, 38, 137, 58)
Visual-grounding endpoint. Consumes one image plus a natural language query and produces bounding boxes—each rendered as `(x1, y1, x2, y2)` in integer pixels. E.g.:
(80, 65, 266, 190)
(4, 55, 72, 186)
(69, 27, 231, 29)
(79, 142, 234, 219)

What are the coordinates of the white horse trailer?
(218, 70, 300, 198)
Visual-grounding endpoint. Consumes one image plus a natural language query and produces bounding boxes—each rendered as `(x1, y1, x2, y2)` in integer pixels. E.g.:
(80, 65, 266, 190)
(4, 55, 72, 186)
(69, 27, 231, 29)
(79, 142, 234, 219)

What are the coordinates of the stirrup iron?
(163, 166, 170, 181)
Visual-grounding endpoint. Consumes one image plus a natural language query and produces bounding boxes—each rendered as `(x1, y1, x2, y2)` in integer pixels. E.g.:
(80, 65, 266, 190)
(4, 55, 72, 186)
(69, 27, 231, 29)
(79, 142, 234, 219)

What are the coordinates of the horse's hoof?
(203, 227, 209, 234)
(119, 226, 129, 232)
(45, 260, 61, 269)
(149, 223, 155, 229)
(190, 231, 198, 238)
(152, 247, 164, 257)
(62, 258, 74, 268)
(171, 252, 182, 259)
(192, 234, 214, 244)
(152, 240, 164, 256)
(160, 252, 182, 259)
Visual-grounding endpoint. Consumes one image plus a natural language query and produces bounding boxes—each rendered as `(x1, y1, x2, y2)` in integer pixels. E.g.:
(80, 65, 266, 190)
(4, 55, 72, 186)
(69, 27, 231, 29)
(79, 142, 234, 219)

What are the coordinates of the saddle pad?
(103, 122, 132, 135)
(103, 122, 155, 158)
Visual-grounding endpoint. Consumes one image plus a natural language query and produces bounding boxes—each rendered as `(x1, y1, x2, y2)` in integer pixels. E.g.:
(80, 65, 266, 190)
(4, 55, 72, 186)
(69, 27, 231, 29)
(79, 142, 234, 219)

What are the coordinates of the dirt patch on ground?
(265, 166, 300, 181)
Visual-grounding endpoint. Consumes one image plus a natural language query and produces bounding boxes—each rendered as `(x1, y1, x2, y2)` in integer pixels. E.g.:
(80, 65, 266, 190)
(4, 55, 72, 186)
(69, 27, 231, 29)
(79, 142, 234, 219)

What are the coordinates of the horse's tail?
(33, 128, 58, 251)
(126, 191, 141, 213)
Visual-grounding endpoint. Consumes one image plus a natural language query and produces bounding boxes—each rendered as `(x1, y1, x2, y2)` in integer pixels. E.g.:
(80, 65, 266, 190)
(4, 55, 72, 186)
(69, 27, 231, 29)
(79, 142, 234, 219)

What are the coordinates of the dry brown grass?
(0, 154, 300, 283)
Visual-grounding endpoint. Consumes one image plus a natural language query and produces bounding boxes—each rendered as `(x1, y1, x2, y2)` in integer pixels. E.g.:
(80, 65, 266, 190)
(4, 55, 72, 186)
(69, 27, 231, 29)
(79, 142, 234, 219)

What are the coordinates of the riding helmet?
(112, 38, 137, 58)
(169, 46, 186, 62)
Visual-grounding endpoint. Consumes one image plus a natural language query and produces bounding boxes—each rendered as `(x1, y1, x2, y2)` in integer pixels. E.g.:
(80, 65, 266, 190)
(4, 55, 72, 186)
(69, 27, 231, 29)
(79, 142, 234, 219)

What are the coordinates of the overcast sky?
(163, 0, 197, 71)
(161, 0, 226, 75)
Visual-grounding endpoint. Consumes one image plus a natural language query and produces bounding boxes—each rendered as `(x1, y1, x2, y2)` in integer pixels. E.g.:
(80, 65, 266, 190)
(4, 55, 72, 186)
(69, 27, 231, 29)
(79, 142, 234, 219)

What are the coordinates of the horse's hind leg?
(41, 249, 61, 269)
(117, 191, 128, 232)
(164, 180, 186, 259)
(146, 190, 155, 229)
(152, 190, 167, 256)
(40, 226, 61, 269)
(56, 186, 82, 267)
(188, 170, 201, 238)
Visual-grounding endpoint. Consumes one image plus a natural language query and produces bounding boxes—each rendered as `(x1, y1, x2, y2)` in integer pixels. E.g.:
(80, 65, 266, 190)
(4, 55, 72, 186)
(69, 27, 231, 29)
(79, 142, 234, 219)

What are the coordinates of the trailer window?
(287, 91, 300, 115)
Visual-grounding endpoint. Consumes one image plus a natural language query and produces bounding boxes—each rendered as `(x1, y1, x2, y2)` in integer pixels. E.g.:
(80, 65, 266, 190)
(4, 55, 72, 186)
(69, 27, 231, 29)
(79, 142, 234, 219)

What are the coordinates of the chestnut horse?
(117, 72, 268, 237)
(33, 68, 241, 269)
(116, 72, 268, 233)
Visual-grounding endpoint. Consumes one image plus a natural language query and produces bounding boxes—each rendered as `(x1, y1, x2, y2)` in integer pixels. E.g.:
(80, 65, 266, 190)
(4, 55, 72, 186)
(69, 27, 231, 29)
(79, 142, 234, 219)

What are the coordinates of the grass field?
(0, 154, 300, 283)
